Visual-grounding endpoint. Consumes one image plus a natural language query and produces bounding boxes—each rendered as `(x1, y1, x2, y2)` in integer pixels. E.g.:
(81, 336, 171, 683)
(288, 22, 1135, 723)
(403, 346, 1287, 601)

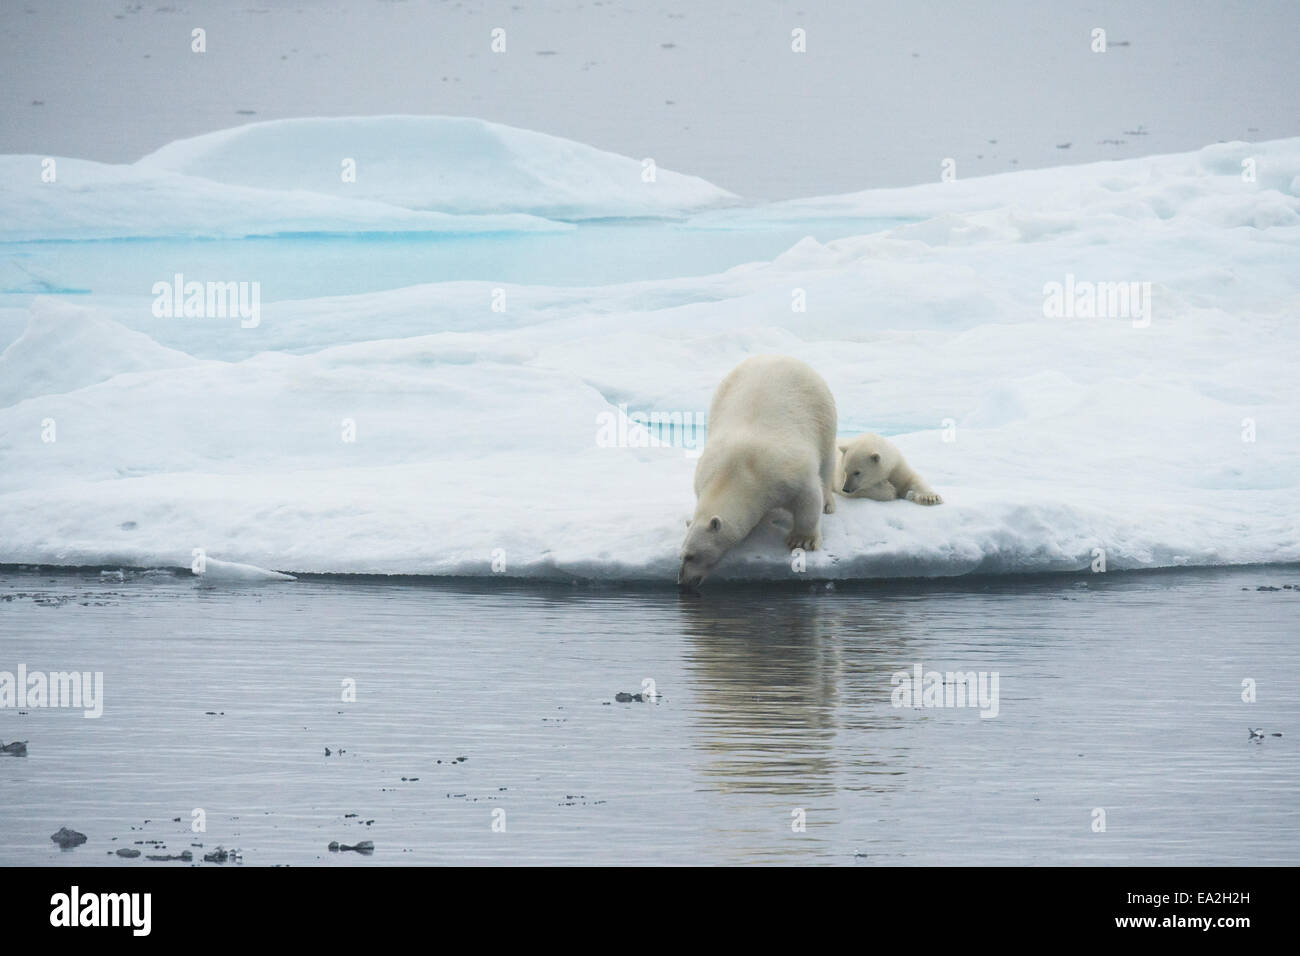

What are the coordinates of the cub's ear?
(837, 441, 850, 452)
(870, 452, 881, 463)
(685, 518, 692, 528)
(708, 515, 722, 532)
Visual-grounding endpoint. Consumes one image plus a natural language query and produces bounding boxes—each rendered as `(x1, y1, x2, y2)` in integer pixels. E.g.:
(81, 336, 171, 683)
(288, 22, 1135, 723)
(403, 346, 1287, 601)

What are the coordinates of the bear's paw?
(906, 490, 944, 506)
(786, 531, 823, 552)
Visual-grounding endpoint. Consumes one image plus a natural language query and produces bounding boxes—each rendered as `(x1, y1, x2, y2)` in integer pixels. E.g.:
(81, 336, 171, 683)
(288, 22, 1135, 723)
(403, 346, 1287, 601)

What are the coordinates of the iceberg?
(135, 115, 739, 220)
(0, 115, 737, 241)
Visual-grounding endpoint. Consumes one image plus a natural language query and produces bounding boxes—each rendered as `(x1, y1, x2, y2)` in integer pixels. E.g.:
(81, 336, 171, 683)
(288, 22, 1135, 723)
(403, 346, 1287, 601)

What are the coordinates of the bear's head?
(678, 515, 729, 588)
(838, 433, 894, 494)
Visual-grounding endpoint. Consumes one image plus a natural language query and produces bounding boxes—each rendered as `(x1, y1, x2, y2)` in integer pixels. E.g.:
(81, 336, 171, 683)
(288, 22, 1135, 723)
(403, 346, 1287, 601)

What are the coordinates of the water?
(2, 565, 1297, 866)
(0, 216, 902, 300)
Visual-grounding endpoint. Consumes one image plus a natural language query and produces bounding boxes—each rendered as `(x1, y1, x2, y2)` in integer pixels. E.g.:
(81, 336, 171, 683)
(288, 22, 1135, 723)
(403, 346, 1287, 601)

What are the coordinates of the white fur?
(678, 355, 837, 586)
(835, 432, 942, 505)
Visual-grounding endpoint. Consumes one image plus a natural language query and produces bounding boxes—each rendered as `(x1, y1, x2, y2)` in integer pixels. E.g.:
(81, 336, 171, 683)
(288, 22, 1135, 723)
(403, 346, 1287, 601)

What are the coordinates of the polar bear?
(677, 355, 837, 588)
(836, 433, 943, 505)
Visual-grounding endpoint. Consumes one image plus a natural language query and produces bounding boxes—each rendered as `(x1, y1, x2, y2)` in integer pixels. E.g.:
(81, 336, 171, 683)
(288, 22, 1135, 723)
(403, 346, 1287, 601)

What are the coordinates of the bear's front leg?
(893, 465, 943, 505)
(785, 483, 824, 552)
(858, 480, 898, 501)
(899, 474, 943, 505)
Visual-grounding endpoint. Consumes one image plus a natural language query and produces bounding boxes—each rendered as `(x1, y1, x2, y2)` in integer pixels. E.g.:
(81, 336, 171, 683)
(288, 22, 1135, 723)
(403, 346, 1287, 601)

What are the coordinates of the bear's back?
(708, 355, 835, 441)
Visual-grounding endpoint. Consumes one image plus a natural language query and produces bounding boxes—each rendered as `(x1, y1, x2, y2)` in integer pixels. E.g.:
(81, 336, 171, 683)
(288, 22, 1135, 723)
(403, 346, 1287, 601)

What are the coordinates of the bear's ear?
(708, 515, 722, 532)
(870, 452, 881, 463)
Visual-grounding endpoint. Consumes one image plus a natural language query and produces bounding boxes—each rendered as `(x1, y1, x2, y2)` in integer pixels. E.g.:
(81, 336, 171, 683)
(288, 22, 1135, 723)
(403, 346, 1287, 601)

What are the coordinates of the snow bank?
(0, 299, 195, 408)
(767, 139, 1300, 228)
(0, 131, 1297, 582)
(135, 115, 738, 220)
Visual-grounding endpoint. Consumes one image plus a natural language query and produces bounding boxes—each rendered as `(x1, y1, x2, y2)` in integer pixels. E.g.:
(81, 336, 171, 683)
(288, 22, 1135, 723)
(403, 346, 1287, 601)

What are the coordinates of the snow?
(1, 115, 737, 241)
(0, 299, 195, 408)
(0, 119, 1297, 582)
(0, 155, 568, 242)
(135, 115, 738, 220)
(768, 139, 1300, 229)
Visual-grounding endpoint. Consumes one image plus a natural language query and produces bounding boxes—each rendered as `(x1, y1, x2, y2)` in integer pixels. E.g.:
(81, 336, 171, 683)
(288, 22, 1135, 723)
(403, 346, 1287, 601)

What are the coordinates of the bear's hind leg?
(820, 445, 837, 513)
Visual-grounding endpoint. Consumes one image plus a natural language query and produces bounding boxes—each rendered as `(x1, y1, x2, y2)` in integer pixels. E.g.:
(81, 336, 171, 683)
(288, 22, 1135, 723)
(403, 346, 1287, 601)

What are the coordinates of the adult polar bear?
(677, 355, 837, 588)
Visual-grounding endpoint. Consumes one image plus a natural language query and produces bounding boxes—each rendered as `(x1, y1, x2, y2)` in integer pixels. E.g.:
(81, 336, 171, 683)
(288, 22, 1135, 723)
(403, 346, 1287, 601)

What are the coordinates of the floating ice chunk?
(195, 558, 296, 584)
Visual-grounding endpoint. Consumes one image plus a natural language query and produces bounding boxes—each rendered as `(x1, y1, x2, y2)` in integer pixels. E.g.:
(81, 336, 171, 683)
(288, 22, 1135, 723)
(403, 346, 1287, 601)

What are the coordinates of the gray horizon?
(2, 0, 1297, 200)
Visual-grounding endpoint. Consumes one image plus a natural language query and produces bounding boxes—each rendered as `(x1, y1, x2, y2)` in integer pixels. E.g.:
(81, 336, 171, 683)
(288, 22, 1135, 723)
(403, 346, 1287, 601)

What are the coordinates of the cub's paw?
(823, 494, 836, 514)
(906, 490, 944, 506)
(786, 531, 822, 552)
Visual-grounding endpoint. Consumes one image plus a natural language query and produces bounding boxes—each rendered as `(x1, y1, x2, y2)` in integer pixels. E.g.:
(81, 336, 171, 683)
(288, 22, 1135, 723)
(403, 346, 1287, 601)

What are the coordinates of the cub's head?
(678, 515, 728, 589)
(838, 434, 892, 494)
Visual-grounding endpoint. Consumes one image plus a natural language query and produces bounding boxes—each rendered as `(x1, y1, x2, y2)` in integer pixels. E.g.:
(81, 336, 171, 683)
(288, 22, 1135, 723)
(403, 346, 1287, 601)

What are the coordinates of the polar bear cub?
(836, 433, 943, 505)
(678, 355, 838, 588)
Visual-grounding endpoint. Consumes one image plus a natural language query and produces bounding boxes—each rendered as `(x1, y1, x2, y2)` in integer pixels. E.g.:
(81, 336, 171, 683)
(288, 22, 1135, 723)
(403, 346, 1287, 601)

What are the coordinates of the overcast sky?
(2, 0, 1297, 200)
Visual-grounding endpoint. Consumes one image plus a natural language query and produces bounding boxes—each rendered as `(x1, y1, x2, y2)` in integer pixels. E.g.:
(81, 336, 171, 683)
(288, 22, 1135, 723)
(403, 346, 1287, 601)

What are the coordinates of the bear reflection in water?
(675, 587, 919, 797)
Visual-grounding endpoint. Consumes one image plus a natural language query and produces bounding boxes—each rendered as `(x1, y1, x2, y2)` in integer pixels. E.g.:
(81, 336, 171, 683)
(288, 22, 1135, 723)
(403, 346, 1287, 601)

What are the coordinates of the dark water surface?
(1, 566, 1297, 865)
